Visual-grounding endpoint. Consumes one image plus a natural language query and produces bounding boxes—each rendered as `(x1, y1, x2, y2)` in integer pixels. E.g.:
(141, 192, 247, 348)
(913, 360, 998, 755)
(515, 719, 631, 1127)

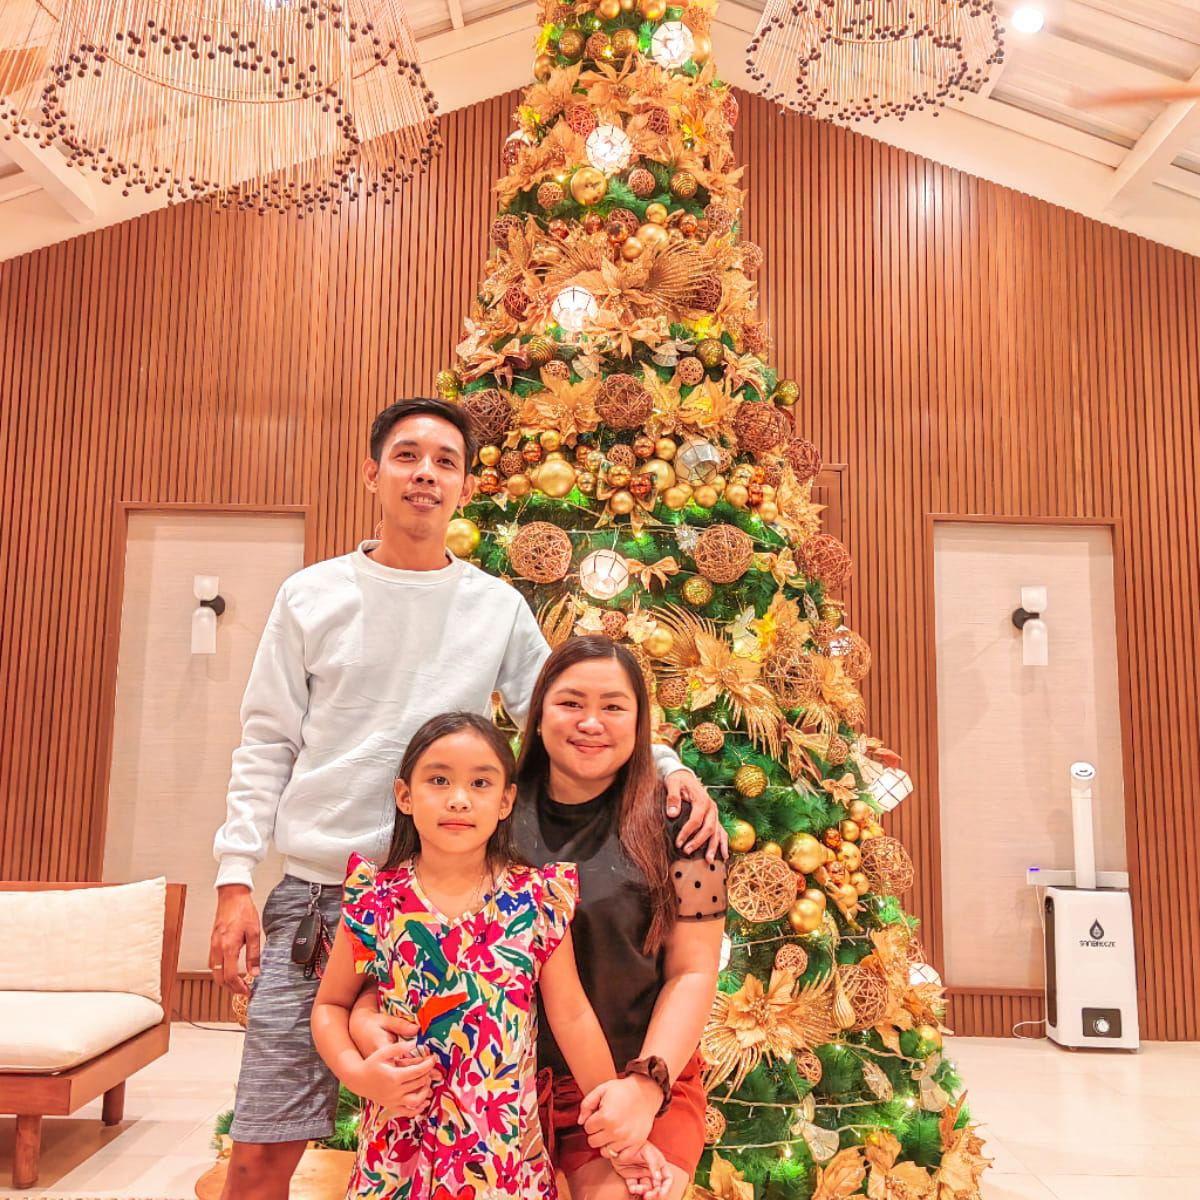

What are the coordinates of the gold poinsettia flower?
(865, 1131, 934, 1199)
(677, 375, 736, 437)
(524, 62, 584, 122)
(702, 968, 835, 1093)
(812, 655, 863, 714)
(772, 467, 827, 545)
(517, 370, 599, 443)
(688, 631, 782, 749)
(700, 1152, 755, 1200)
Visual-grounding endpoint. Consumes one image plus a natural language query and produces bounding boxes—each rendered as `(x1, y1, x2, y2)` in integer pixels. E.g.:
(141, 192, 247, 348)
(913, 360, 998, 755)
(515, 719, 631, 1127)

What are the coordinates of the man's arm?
(209, 585, 308, 993)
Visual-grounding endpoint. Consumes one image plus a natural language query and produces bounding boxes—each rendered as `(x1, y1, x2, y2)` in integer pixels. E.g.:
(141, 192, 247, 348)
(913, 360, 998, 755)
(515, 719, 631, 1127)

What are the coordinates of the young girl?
(312, 711, 668, 1200)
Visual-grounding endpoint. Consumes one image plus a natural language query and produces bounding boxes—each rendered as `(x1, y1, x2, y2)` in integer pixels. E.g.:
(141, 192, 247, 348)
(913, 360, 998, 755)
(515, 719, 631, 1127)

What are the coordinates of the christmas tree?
(439, 2, 990, 1196)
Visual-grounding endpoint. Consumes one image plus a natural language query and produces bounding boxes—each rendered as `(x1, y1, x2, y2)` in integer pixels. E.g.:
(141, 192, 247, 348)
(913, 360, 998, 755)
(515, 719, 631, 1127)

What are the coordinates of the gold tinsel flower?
(517, 370, 600, 444)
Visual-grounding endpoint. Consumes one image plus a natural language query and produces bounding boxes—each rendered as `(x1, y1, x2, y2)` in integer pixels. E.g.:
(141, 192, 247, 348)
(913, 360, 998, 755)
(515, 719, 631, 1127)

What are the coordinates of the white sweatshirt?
(213, 541, 682, 888)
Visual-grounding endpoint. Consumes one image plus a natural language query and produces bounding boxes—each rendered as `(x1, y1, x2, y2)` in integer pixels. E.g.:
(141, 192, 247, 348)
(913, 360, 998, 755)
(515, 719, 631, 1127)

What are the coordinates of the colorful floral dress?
(340, 853, 578, 1200)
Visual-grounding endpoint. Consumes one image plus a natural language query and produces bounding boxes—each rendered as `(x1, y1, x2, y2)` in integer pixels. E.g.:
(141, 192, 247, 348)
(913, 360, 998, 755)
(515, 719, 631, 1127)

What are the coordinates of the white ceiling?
(3, 1, 1200, 261)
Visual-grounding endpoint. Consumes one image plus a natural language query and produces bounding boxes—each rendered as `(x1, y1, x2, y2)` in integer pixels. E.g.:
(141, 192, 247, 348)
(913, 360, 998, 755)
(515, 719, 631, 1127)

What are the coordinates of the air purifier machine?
(1038, 763, 1139, 1050)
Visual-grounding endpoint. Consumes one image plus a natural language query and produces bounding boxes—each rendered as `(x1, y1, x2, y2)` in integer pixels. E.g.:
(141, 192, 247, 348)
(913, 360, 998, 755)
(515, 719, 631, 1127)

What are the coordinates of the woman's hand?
(665, 769, 729, 862)
(346, 1043, 438, 1116)
(579, 1075, 661, 1158)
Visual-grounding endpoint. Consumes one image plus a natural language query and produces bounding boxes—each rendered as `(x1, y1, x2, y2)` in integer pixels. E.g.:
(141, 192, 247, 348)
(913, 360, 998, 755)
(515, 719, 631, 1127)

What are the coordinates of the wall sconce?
(192, 575, 226, 655)
(1012, 586, 1048, 667)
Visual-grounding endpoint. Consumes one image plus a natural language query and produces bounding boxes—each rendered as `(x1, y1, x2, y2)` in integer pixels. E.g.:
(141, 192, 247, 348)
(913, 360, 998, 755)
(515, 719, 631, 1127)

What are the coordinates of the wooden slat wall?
(2, 90, 1197, 1038)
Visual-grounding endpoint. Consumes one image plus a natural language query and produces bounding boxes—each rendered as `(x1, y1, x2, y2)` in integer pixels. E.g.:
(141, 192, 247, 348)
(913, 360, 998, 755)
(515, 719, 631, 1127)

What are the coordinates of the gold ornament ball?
(760, 841, 783, 859)
(575, 470, 597, 495)
(696, 338, 725, 368)
(644, 627, 674, 658)
(445, 518, 481, 558)
(478, 445, 501, 467)
(850, 870, 871, 896)
(729, 819, 756, 853)
(611, 28, 639, 57)
(639, 0, 666, 19)
(836, 882, 859, 907)
(840, 819, 861, 843)
(654, 437, 677, 460)
(558, 29, 585, 60)
(820, 602, 843, 623)
(621, 236, 644, 261)
(838, 843, 863, 871)
(803, 886, 827, 910)
(570, 167, 608, 206)
(692, 32, 713, 63)
(619, 0, 636, 10)
(724, 482, 749, 509)
(670, 170, 698, 199)
(848, 799, 872, 824)
(788, 898, 824, 934)
(607, 463, 632, 488)
(538, 459, 577, 498)
(435, 369, 461, 399)
(539, 430, 563, 452)
(544, 450, 567, 462)
(663, 485, 690, 510)
(916, 1024, 943, 1049)
(609, 489, 635, 515)
(774, 378, 800, 406)
(645, 202, 669, 225)
(693, 484, 718, 508)
(597, 0, 621, 17)
(632, 435, 656, 459)
(640, 458, 676, 492)
(533, 53, 555, 81)
(506, 473, 532, 498)
(734, 763, 768, 798)
(637, 222, 669, 250)
(682, 575, 714, 606)
(783, 832, 825, 874)
(756, 501, 778, 524)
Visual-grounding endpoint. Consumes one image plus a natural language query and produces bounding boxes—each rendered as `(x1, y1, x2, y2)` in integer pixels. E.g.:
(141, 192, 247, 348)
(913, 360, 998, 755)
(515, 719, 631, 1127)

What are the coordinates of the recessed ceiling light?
(1011, 5, 1046, 33)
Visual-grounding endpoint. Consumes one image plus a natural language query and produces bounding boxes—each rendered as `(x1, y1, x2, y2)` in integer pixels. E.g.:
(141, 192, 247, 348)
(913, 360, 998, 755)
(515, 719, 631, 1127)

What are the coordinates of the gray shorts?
(230, 875, 346, 1144)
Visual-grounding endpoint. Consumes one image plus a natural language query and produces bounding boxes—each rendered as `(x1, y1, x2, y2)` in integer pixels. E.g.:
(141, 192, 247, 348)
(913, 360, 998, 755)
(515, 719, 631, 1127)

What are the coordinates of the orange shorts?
(536, 1052, 707, 1177)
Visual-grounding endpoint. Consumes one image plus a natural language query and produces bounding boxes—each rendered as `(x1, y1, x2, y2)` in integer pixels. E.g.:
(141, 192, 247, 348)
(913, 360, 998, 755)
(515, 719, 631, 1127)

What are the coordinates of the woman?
(351, 636, 726, 1198)
(515, 636, 727, 1200)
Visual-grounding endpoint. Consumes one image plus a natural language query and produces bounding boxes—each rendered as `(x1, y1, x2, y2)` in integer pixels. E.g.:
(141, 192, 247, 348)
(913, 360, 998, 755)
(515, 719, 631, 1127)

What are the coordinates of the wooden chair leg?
(102, 1080, 126, 1126)
(13, 1114, 42, 1189)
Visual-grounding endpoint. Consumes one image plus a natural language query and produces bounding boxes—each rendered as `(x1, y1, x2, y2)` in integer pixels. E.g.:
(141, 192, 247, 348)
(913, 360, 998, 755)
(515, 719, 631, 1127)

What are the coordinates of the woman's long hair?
(383, 712, 522, 873)
(515, 636, 674, 954)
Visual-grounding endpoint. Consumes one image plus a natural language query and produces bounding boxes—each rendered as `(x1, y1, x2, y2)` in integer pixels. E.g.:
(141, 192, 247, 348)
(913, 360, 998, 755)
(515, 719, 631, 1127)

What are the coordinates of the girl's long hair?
(383, 712, 522, 873)
(515, 636, 674, 954)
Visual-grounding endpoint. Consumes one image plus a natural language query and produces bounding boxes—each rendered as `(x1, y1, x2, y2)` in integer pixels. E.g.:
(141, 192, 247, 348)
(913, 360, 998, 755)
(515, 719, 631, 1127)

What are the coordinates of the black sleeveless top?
(511, 777, 726, 1075)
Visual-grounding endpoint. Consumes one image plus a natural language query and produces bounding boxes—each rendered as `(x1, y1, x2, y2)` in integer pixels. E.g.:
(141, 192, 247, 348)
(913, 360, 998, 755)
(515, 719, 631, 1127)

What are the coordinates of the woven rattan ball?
(694, 524, 754, 584)
(784, 438, 822, 481)
(542, 359, 570, 381)
(597, 374, 653, 430)
(503, 283, 530, 321)
(564, 103, 598, 138)
(722, 91, 740, 127)
(742, 322, 769, 356)
(727, 852, 799, 923)
(842, 696, 867, 728)
(739, 242, 765, 274)
(586, 31, 610, 59)
(461, 389, 514, 447)
(600, 609, 628, 639)
(499, 449, 525, 478)
(734, 401, 788, 456)
(832, 629, 872, 681)
(490, 213, 522, 248)
(703, 1105, 727, 1144)
(717, 447, 735, 474)
(606, 443, 637, 470)
(795, 1047, 822, 1086)
(704, 202, 735, 237)
(657, 676, 689, 709)
(537, 181, 565, 210)
(860, 836, 915, 896)
(691, 275, 723, 313)
(692, 721, 725, 754)
(509, 522, 573, 583)
(628, 167, 656, 198)
(763, 642, 819, 707)
(839, 963, 890, 1031)
(800, 533, 853, 588)
(608, 207, 640, 237)
(774, 943, 809, 975)
(677, 356, 706, 386)
(643, 106, 671, 137)
(824, 735, 851, 767)
(501, 137, 524, 171)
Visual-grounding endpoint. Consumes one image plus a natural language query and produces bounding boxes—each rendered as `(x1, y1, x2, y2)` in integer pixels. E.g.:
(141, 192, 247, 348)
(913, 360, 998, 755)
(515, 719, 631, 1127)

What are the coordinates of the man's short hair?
(369, 398, 479, 466)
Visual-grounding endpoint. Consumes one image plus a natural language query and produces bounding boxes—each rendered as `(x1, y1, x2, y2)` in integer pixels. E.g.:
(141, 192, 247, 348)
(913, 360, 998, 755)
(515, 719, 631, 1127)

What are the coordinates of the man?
(211, 398, 725, 1198)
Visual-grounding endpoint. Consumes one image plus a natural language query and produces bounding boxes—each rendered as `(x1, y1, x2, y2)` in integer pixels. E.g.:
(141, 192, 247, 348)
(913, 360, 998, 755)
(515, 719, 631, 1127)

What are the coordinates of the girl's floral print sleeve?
(531, 861, 579, 967)
(342, 851, 391, 982)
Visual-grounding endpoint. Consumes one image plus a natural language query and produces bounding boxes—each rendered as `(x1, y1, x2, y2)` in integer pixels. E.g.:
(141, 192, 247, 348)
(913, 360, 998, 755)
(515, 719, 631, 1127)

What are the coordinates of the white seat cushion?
(0, 992, 164, 1072)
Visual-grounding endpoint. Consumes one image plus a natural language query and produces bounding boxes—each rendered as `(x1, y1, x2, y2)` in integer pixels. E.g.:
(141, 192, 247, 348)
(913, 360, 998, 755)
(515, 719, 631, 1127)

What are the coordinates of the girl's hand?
(348, 1043, 438, 1115)
(611, 1142, 672, 1200)
(579, 1075, 660, 1158)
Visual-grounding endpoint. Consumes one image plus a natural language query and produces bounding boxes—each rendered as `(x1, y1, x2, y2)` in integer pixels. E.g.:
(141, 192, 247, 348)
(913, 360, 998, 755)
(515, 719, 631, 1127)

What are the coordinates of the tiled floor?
(1, 1028, 1197, 1197)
